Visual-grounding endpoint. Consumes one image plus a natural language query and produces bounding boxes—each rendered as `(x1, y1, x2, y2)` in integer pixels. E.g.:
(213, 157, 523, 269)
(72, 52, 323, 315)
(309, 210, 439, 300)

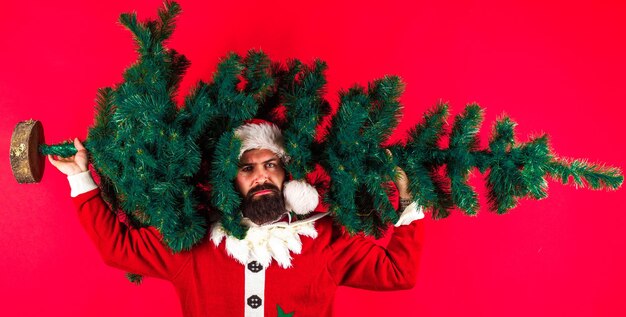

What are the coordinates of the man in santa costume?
(49, 120, 425, 317)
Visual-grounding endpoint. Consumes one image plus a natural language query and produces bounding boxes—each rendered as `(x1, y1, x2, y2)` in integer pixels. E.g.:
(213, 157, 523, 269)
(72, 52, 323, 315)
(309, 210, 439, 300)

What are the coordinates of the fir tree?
(42, 1, 623, 254)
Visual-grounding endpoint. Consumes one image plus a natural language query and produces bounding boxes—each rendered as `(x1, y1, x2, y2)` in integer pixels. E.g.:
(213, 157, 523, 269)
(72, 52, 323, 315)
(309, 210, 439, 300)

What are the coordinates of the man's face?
(235, 149, 286, 196)
(235, 149, 287, 224)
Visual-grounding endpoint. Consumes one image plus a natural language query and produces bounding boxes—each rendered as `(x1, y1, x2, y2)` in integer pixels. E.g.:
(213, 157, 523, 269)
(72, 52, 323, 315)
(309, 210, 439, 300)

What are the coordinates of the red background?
(1, 1, 625, 316)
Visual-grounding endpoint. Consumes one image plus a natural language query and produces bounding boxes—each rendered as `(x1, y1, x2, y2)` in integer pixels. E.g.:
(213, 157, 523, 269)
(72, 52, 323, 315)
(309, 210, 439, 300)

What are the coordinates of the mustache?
(246, 183, 281, 199)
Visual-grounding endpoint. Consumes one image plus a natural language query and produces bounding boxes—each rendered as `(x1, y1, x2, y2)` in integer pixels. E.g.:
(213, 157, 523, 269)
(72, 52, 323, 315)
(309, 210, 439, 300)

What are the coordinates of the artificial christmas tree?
(21, 0, 620, 255)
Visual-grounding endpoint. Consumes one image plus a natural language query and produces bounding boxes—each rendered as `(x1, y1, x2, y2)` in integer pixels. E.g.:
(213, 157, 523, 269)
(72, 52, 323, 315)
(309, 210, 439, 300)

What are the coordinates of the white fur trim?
(283, 180, 319, 215)
(67, 171, 98, 197)
(394, 201, 425, 227)
(211, 213, 328, 268)
(234, 122, 287, 159)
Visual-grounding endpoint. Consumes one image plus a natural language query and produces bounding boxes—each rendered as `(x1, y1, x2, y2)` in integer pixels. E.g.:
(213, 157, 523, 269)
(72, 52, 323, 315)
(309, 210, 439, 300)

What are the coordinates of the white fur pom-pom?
(283, 180, 319, 215)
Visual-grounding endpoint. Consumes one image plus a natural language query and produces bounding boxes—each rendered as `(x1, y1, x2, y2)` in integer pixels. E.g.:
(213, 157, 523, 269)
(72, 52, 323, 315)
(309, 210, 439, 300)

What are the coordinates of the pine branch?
(125, 272, 144, 285)
(83, 1, 206, 252)
(119, 12, 152, 54)
(397, 104, 623, 218)
(210, 132, 245, 239)
(447, 104, 483, 215)
(363, 75, 404, 143)
(320, 78, 406, 236)
(281, 59, 328, 179)
(155, 1, 181, 41)
(179, 81, 216, 139)
(547, 159, 623, 190)
(242, 50, 274, 100)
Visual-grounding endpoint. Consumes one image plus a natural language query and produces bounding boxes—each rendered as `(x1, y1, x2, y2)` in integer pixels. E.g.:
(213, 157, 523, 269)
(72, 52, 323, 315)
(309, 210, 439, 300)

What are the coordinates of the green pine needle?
(548, 159, 623, 190)
(125, 272, 144, 285)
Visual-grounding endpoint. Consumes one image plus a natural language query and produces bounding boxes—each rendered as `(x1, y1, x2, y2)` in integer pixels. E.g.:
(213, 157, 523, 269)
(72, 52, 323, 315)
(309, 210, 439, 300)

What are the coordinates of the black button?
(247, 261, 263, 273)
(247, 295, 262, 309)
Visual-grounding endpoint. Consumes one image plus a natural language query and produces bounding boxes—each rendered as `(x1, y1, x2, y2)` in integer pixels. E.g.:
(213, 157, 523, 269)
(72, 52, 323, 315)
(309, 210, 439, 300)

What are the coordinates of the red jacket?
(73, 189, 424, 317)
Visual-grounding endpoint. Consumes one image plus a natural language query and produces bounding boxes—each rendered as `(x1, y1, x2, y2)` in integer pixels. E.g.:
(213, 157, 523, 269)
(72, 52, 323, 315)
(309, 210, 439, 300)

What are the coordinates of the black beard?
(241, 183, 287, 225)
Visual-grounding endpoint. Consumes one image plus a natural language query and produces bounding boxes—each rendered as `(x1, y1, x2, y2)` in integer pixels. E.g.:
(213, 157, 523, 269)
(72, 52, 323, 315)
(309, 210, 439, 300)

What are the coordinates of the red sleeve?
(72, 189, 190, 280)
(326, 220, 424, 290)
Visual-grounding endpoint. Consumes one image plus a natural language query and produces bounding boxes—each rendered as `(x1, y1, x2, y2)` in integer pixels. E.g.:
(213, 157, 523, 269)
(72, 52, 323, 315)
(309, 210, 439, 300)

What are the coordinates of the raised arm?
(49, 139, 190, 280)
(327, 165, 425, 290)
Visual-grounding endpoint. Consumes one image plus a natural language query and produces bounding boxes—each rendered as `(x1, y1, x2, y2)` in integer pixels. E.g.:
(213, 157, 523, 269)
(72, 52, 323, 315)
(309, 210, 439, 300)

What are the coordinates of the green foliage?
(320, 77, 403, 237)
(125, 272, 144, 285)
(279, 59, 328, 180)
(42, 1, 206, 252)
(42, 1, 623, 252)
(397, 106, 623, 217)
(448, 104, 483, 215)
(398, 102, 451, 218)
(210, 132, 245, 239)
(547, 159, 623, 190)
(89, 2, 205, 252)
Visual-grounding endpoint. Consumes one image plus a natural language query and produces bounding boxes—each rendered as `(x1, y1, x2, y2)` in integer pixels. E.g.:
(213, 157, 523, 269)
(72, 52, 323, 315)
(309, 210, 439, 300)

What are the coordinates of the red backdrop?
(1, 1, 625, 316)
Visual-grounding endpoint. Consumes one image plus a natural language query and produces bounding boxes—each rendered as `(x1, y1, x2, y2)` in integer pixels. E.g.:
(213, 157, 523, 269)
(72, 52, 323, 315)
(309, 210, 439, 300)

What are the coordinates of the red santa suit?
(69, 171, 425, 317)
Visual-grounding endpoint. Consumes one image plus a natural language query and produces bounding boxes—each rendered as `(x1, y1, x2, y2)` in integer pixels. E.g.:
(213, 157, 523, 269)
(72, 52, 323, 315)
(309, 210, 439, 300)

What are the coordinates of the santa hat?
(234, 120, 319, 215)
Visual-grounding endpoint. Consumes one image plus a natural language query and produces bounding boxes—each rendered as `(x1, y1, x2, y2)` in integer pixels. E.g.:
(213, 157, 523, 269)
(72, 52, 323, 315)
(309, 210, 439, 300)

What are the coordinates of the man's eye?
(241, 166, 252, 172)
(266, 162, 276, 168)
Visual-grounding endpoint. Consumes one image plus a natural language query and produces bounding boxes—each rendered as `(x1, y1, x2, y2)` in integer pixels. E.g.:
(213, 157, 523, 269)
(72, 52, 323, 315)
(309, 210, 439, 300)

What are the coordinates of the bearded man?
(49, 121, 424, 317)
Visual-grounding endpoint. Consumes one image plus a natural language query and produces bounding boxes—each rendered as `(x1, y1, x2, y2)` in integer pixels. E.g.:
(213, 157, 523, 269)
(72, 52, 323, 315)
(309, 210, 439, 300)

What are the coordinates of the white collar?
(210, 212, 328, 268)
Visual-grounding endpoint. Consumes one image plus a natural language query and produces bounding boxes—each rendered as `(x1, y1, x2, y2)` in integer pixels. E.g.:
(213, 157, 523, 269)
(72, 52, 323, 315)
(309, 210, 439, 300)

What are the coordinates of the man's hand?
(394, 166, 416, 213)
(386, 149, 413, 211)
(48, 138, 89, 176)
(394, 166, 412, 200)
(385, 149, 412, 199)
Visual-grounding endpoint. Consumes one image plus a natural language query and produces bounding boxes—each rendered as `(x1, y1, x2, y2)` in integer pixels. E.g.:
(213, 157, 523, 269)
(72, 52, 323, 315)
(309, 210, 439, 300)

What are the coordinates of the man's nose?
(253, 167, 269, 184)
